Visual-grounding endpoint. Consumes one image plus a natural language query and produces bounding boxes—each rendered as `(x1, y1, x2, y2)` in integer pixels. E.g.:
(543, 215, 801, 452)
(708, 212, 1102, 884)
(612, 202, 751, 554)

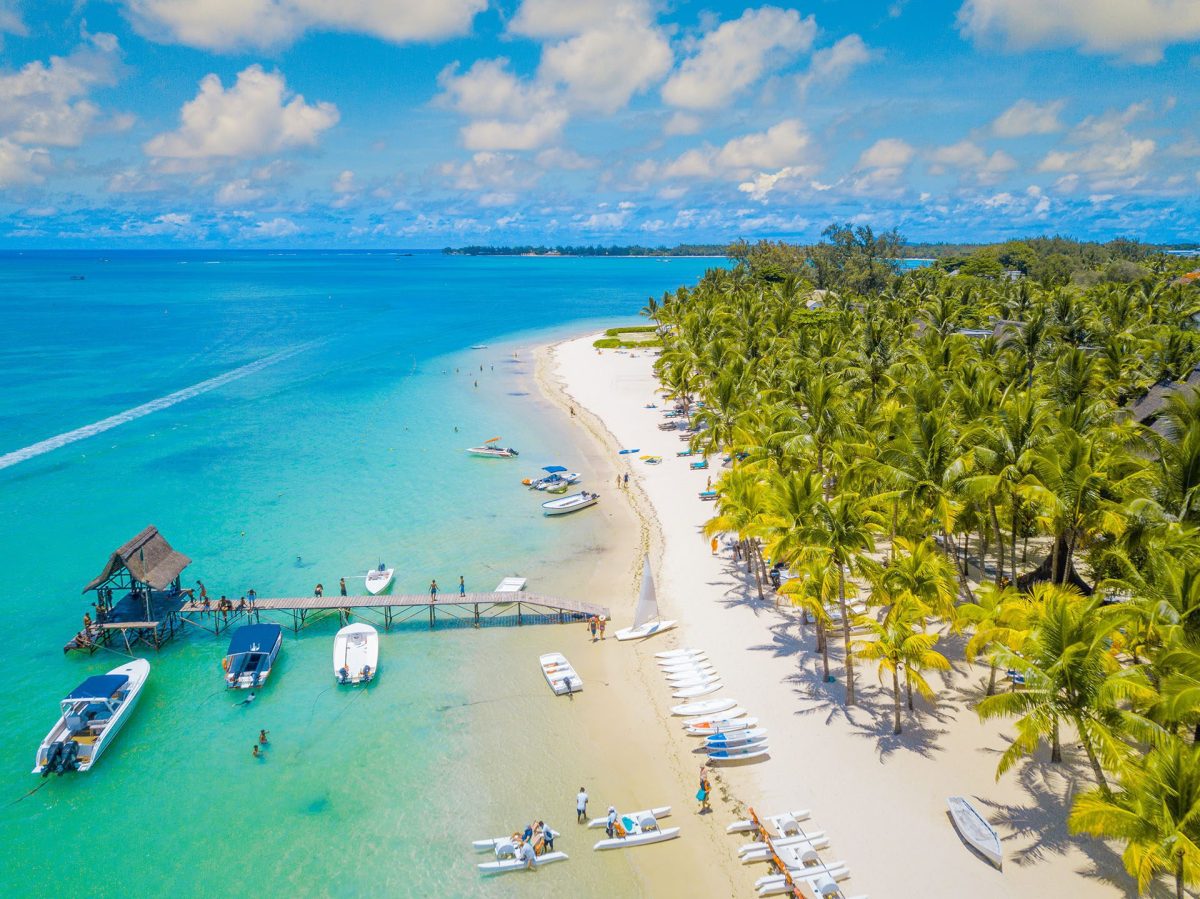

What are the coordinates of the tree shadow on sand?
(973, 741, 1172, 898)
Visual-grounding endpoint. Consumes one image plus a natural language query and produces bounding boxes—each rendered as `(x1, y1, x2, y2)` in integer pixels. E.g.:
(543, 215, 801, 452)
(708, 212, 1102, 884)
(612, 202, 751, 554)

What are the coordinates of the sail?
(632, 555, 660, 628)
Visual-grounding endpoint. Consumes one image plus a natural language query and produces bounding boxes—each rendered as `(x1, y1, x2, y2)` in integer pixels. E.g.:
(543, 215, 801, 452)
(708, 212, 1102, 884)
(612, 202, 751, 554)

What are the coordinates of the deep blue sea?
(0, 250, 719, 897)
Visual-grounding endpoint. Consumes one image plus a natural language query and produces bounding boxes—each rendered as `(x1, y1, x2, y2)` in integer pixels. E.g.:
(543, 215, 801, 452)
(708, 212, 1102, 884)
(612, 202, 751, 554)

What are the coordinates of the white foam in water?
(0, 343, 315, 471)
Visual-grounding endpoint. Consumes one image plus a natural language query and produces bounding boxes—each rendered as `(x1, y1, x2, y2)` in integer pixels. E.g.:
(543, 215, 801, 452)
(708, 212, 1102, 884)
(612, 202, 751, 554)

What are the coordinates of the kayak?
(671, 697, 736, 716)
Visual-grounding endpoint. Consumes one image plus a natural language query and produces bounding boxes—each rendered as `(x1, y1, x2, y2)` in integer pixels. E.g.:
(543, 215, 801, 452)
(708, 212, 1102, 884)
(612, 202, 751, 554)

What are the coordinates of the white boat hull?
(34, 658, 150, 774)
(655, 647, 703, 659)
(473, 829, 561, 851)
(727, 809, 812, 836)
(685, 715, 758, 735)
(364, 568, 394, 595)
(672, 697, 736, 717)
(540, 652, 582, 695)
(587, 806, 671, 828)
(947, 796, 1003, 869)
(672, 681, 723, 699)
(542, 492, 599, 515)
(615, 619, 677, 641)
(478, 851, 568, 874)
(658, 658, 711, 673)
(705, 728, 768, 748)
(708, 745, 770, 763)
(333, 623, 379, 684)
(593, 827, 680, 850)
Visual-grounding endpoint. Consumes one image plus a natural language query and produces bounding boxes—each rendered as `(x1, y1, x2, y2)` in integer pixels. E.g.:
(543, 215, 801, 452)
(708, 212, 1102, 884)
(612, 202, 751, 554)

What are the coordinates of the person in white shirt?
(576, 787, 589, 822)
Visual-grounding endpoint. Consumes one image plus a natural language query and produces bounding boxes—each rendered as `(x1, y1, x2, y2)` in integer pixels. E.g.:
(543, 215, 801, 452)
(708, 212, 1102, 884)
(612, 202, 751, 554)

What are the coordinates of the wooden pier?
(176, 592, 610, 636)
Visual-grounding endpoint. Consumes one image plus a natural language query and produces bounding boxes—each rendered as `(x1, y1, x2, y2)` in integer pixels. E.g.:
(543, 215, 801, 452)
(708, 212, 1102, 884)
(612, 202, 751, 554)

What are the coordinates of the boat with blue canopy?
(523, 465, 581, 491)
(223, 623, 283, 689)
(34, 658, 150, 775)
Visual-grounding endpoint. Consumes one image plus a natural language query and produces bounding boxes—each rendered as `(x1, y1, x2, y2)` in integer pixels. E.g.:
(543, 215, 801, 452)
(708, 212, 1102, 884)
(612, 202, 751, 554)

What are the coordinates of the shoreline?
(545, 331, 1137, 899)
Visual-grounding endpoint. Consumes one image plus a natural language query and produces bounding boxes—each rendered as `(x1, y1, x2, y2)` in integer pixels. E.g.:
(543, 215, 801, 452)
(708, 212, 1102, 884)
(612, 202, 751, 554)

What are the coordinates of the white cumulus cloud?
(662, 6, 817, 110)
(437, 58, 566, 150)
(122, 0, 487, 51)
(215, 178, 265, 205)
(797, 34, 873, 94)
(241, 217, 300, 239)
(929, 140, 1017, 183)
(0, 137, 50, 187)
(991, 98, 1066, 137)
(145, 65, 339, 160)
(957, 0, 1200, 63)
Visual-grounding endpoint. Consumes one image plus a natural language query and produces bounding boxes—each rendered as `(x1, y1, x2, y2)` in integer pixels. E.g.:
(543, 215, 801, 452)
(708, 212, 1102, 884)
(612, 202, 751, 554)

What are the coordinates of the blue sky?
(0, 0, 1197, 247)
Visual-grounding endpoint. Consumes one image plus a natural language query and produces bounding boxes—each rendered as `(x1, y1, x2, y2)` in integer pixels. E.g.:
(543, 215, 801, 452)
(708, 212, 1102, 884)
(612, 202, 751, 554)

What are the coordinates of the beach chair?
(690, 459, 708, 470)
(699, 490, 718, 501)
(677, 449, 693, 457)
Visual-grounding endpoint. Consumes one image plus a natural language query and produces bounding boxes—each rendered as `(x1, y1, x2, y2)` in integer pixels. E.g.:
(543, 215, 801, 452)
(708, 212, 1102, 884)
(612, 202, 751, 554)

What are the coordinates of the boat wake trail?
(0, 343, 316, 472)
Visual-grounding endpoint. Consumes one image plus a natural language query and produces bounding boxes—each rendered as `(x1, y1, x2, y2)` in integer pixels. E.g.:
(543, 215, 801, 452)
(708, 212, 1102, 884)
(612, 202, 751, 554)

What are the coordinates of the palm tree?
(977, 585, 1150, 793)
(1069, 737, 1200, 899)
(855, 593, 951, 733)
(703, 468, 770, 599)
(960, 582, 1028, 696)
(880, 536, 959, 623)
(797, 491, 883, 705)
(780, 556, 847, 683)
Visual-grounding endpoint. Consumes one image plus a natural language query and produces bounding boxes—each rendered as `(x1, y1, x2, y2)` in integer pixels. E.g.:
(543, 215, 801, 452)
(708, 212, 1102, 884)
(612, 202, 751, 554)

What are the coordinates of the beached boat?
(616, 556, 676, 641)
(708, 744, 770, 763)
(542, 491, 599, 516)
(223, 623, 283, 689)
(477, 847, 569, 874)
(705, 728, 768, 748)
(672, 697, 736, 716)
(947, 796, 1003, 869)
(657, 653, 707, 668)
(586, 805, 672, 828)
(467, 437, 519, 458)
(727, 809, 812, 836)
(33, 658, 149, 775)
(672, 681, 722, 699)
(524, 466, 581, 490)
(364, 563, 394, 595)
(755, 866, 850, 897)
(667, 673, 721, 689)
(333, 623, 378, 684)
(660, 661, 715, 676)
(655, 647, 703, 659)
(739, 834, 829, 862)
(593, 810, 680, 850)
(539, 652, 582, 695)
(684, 715, 758, 736)
(494, 576, 527, 593)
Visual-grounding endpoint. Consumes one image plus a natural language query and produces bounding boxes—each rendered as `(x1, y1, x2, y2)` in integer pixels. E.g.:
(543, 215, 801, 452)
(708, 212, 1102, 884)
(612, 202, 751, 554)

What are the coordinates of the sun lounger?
(690, 459, 708, 470)
(699, 490, 718, 501)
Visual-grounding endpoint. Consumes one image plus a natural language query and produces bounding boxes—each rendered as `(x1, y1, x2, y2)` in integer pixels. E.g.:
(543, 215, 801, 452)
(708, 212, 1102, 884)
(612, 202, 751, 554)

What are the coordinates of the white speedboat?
(540, 652, 582, 695)
(685, 716, 758, 736)
(673, 681, 722, 699)
(672, 697, 736, 716)
(705, 728, 768, 748)
(593, 810, 680, 850)
(616, 557, 676, 641)
(334, 623, 378, 684)
(365, 563, 394, 595)
(467, 437, 519, 458)
(542, 491, 599, 515)
(34, 659, 150, 775)
(947, 796, 1003, 869)
(223, 623, 283, 689)
(708, 744, 770, 763)
(655, 646, 703, 659)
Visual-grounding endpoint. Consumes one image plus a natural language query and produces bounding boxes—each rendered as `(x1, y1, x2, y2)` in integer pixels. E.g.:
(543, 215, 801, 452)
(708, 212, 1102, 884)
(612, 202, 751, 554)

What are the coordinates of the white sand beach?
(546, 332, 1139, 899)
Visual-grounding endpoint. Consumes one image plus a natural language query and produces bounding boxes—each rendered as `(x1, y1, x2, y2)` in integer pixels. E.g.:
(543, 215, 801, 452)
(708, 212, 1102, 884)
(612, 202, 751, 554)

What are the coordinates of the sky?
(0, 0, 1198, 248)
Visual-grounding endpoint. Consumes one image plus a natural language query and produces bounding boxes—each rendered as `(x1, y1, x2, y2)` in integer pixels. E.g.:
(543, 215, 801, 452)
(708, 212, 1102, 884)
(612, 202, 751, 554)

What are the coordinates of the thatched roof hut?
(83, 526, 191, 594)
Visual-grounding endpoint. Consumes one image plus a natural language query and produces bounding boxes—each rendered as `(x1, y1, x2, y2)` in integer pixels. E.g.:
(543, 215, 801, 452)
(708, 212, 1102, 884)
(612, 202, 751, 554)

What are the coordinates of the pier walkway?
(177, 592, 609, 636)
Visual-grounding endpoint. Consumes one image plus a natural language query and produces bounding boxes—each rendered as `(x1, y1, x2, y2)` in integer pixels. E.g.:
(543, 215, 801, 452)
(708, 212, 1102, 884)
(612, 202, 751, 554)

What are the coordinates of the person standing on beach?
(616, 474, 620, 489)
(697, 767, 711, 812)
(623, 472, 629, 488)
(430, 579, 439, 602)
(710, 536, 718, 555)
(588, 616, 597, 640)
(598, 616, 606, 640)
(576, 787, 589, 822)
(459, 575, 466, 597)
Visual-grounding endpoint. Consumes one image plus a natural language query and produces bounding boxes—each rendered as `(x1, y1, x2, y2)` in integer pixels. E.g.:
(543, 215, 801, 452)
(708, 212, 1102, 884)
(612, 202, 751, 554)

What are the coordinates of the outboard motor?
(59, 740, 80, 773)
(41, 742, 63, 777)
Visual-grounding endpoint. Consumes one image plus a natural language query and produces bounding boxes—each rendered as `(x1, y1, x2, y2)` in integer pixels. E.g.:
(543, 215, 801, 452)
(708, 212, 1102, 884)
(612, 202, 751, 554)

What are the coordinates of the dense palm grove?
(646, 233, 1200, 898)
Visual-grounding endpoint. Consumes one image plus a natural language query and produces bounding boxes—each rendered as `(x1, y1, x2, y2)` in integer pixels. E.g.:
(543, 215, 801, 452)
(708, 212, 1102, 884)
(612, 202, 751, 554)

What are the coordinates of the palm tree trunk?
(1050, 719, 1062, 763)
(989, 501, 1005, 585)
(986, 662, 998, 696)
(892, 666, 902, 734)
(1175, 854, 1185, 899)
(906, 665, 914, 711)
(743, 539, 753, 575)
(890, 500, 898, 564)
(1075, 718, 1111, 797)
(1050, 535, 1061, 586)
(819, 624, 831, 682)
(1010, 498, 1021, 579)
(753, 542, 765, 601)
(838, 565, 855, 705)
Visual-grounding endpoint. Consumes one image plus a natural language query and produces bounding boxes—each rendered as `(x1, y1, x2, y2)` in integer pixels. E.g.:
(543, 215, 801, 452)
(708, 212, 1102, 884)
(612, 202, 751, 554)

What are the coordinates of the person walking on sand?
(616, 474, 621, 490)
(576, 786, 589, 822)
(430, 579, 439, 602)
(459, 575, 466, 597)
(588, 616, 598, 641)
(697, 767, 711, 812)
(623, 472, 629, 488)
(598, 616, 606, 640)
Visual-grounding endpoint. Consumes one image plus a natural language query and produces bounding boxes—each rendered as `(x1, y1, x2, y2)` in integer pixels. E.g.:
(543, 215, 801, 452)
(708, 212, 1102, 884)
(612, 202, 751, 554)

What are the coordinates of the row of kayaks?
(34, 621, 379, 776)
(660, 647, 771, 763)
(473, 806, 679, 874)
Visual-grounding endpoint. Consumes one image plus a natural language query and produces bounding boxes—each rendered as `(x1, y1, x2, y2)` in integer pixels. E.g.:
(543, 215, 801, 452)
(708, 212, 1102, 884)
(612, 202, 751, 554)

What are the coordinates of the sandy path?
(549, 333, 1140, 899)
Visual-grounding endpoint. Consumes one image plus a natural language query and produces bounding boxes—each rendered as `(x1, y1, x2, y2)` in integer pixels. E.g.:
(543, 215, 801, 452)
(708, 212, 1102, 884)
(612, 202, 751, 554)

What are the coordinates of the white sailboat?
(615, 556, 676, 641)
(333, 623, 378, 684)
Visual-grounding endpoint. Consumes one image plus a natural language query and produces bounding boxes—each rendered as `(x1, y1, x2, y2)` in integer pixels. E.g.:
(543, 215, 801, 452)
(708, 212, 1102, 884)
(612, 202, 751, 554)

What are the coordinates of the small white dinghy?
(593, 810, 680, 850)
(542, 491, 599, 516)
(708, 744, 770, 763)
(672, 697, 736, 716)
(34, 658, 150, 775)
(333, 623, 378, 684)
(540, 652, 582, 695)
(587, 805, 672, 828)
(615, 556, 676, 641)
(947, 796, 1003, 869)
(673, 681, 723, 699)
(365, 564, 394, 595)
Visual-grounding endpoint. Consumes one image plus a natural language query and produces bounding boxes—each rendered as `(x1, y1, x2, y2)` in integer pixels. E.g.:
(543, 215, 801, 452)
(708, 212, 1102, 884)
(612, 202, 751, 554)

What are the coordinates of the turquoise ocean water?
(0, 251, 718, 897)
